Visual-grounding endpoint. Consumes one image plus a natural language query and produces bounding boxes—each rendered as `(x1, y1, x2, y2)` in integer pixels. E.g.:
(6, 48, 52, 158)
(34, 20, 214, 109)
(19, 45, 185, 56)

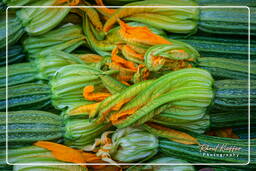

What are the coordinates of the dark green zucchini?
(0, 45, 26, 66)
(0, 12, 25, 50)
(197, 57, 254, 80)
(170, 35, 256, 60)
(210, 111, 254, 128)
(196, 0, 256, 6)
(0, 82, 51, 111)
(160, 134, 255, 169)
(212, 80, 255, 112)
(199, 8, 255, 36)
(0, 62, 38, 88)
(0, 110, 64, 146)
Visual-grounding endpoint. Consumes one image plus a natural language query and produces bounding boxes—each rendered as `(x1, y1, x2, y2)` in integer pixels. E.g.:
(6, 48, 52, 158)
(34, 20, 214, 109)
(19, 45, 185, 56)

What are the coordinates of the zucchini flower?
(16, 0, 70, 36)
(110, 127, 158, 162)
(23, 24, 86, 59)
(85, 127, 158, 163)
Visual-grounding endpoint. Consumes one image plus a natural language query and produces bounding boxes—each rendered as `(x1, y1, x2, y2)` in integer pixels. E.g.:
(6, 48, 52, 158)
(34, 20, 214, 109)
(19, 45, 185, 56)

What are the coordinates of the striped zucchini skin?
(171, 35, 256, 60)
(160, 134, 255, 169)
(0, 13, 25, 50)
(199, 8, 255, 36)
(0, 83, 51, 111)
(196, 0, 256, 6)
(0, 63, 38, 88)
(210, 111, 252, 128)
(0, 45, 26, 66)
(198, 57, 254, 80)
(212, 80, 255, 112)
(0, 110, 64, 146)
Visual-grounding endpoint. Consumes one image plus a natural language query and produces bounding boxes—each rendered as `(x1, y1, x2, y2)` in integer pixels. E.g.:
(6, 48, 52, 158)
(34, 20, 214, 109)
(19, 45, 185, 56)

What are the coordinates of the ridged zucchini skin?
(199, 8, 255, 36)
(0, 63, 38, 88)
(171, 35, 256, 60)
(196, 0, 256, 6)
(210, 111, 254, 128)
(0, 45, 26, 66)
(198, 57, 254, 80)
(0, 83, 51, 111)
(0, 13, 25, 50)
(0, 110, 64, 146)
(160, 135, 255, 169)
(212, 80, 255, 112)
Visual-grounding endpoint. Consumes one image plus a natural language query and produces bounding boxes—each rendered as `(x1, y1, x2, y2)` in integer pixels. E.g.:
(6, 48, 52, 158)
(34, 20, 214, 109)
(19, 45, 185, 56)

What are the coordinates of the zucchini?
(160, 134, 255, 169)
(210, 111, 253, 129)
(196, 0, 256, 6)
(170, 35, 256, 60)
(0, 62, 38, 88)
(0, 45, 26, 66)
(0, 110, 64, 146)
(212, 80, 255, 112)
(199, 8, 255, 36)
(197, 57, 254, 80)
(0, 83, 51, 111)
(0, 12, 25, 50)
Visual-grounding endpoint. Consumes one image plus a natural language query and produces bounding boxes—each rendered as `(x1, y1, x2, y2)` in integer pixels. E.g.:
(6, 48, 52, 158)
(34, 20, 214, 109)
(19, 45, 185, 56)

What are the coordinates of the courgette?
(212, 80, 255, 112)
(171, 35, 256, 60)
(0, 82, 51, 111)
(160, 134, 255, 169)
(0, 12, 25, 50)
(0, 63, 38, 88)
(199, 8, 255, 36)
(197, 57, 254, 80)
(0, 45, 26, 66)
(0, 110, 64, 146)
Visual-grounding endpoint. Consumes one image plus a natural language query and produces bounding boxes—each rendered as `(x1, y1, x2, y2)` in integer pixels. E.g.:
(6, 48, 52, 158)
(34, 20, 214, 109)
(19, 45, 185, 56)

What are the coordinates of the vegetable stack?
(1, 0, 254, 171)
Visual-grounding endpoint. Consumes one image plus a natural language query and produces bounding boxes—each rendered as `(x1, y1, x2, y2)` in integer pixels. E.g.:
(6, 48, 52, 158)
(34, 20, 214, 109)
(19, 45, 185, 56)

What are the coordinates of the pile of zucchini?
(0, 0, 255, 170)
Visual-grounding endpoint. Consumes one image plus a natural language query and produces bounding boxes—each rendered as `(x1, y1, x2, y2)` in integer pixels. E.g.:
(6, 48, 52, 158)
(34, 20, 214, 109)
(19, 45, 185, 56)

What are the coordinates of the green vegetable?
(198, 57, 254, 80)
(212, 80, 254, 112)
(0, 146, 87, 170)
(110, 127, 158, 162)
(199, 8, 255, 36)
(64, 117, 111, 148)
(128, 156, 195, 171)
(160, 134, 255, 169)
(171, 35, 256, 60)
(0, 62, 38, 88)
(0, 82, 51, 111)
(16, 0, 70, 36)
(0, 12, 24, 50)
(0, 44, 25, 66)
(3, 0, 38, 6)
(23, 25, 86, 59)
(0, 110, 64, 146)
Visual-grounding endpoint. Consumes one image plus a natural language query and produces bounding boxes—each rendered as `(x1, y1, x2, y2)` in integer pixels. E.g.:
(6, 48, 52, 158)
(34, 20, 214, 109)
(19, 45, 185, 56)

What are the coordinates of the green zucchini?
(0, 12, 25, 50)
(0, 83, 51, 111)
(160, 134, 255, 169)
(199, 8, 255, 36)
(0, 110, 64, 146)
(0, 45, 26, 66)
(197, 57, 254, 80)
(0, 62, 38, 88)
(212, 80, 255, 112)
(210, 111, 253, 129)
(196, 0, 256, 6)
(170, 35, 256, 60)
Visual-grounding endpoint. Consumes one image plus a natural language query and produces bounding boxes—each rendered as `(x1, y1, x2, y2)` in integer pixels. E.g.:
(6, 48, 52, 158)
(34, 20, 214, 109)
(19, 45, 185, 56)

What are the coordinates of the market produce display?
(0, 0, 255, 170)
